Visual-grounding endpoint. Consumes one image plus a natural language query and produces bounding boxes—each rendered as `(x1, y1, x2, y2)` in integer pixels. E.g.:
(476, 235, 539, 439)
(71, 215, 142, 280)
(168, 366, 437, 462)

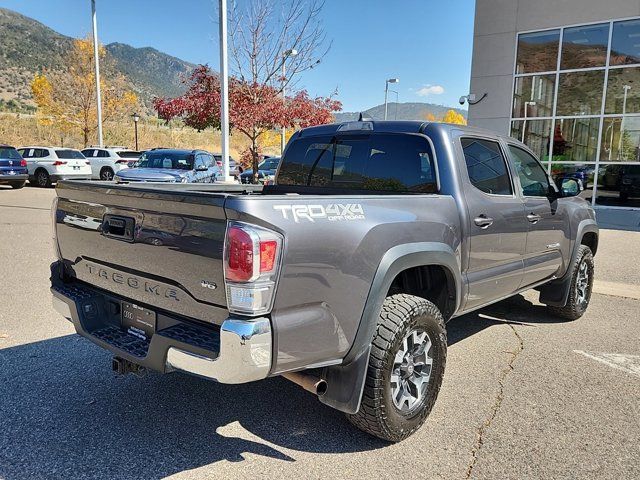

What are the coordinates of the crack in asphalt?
(465, 324, 524, 479)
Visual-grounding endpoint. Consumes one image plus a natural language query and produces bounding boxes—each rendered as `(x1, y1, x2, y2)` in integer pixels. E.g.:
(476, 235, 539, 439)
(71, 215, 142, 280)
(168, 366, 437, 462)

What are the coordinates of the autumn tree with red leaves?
(154, 66, 340, 182)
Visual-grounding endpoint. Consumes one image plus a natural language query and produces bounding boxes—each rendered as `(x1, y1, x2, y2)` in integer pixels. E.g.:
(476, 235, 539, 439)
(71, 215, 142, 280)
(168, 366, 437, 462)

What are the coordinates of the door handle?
(474, 215, 494, 228)
(527, 213, 542, 223)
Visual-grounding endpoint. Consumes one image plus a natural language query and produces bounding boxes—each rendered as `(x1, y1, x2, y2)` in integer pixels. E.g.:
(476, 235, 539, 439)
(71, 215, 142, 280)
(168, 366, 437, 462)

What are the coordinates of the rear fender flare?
(319, 242, 461, 414)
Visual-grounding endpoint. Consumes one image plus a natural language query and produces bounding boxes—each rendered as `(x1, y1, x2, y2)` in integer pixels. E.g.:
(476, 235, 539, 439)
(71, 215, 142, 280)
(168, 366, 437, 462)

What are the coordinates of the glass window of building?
(516, 30, 560, 74)
(560, 23, 610, 69)
(600, 116, 640, 162)
(510, 119, 552, 161)
(605, 68, 640, 114)
(556, 70, 605, 116)
(596, 163, 640, 207)
(551, 118, 600, 162)
(610, 19, 640, 66)
(512, 74, 555, 118)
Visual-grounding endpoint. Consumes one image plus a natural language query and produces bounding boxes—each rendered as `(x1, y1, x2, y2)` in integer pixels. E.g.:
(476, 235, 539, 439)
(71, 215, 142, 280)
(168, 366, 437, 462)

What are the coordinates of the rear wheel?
(548, 245, 594, 320)
(34, 169, 51, 188)
(347, 294, 447, 442)
(9, 181, 26, 189)
(100, 167, 114, 181)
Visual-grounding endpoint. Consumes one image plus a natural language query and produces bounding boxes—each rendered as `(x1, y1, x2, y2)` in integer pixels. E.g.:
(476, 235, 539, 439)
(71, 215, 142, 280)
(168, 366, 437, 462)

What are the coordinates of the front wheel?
(347, 294, 447, 442)
(548, 245, 594, 320)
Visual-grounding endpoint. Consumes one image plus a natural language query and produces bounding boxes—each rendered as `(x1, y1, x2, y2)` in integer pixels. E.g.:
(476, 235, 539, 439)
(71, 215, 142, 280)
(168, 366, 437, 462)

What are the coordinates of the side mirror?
(560, 178, 582, 197)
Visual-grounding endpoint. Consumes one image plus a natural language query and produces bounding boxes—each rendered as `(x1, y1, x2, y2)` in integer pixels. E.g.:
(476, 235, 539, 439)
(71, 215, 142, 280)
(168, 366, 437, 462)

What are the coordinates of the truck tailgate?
(54, 182, 231, 325)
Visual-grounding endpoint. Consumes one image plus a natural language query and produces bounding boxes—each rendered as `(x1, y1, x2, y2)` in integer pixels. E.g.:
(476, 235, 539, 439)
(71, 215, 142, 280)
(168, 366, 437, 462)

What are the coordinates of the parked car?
(619, 164, 640, 201)
(0, 145, 28, 189)
(81, 147, 136, 181)
(114, 149, 221, 183)
(17, 146, 91, 188)
(240, 156, 281, 184)
(213, 154, 243, 177)
(50, 121, 598, 442)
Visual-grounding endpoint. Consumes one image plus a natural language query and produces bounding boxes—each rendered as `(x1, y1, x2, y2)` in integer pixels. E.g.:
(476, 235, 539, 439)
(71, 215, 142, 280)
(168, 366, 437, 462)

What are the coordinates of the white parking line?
(574, 350, 640, 378)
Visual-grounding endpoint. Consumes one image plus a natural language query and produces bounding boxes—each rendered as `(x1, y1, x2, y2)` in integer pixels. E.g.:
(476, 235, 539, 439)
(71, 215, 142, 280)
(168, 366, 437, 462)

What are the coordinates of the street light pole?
(91, 0, 103, 147)
(281, 49, 298, 155)
(522, 101, 536, 142)
(131, 113, 140, 151)
(618, 84, 631, 160)
(219, 0, 232, 181)
(384, 78, 399, 120)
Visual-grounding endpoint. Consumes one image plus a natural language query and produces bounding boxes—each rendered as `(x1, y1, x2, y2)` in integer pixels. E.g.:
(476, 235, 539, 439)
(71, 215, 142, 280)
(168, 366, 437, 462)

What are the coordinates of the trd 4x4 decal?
(273, 203, 365, 223)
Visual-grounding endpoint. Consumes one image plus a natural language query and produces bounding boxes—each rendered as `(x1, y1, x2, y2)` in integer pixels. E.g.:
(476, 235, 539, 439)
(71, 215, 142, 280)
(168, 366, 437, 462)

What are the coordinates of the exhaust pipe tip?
(282, 371, 328, 397)
(315, 379, 328, 396)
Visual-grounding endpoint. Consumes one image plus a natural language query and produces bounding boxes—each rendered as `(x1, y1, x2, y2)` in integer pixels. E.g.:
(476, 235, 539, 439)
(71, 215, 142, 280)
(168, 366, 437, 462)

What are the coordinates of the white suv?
(17, 146, 92, 188)
(81, 147, 140, 181)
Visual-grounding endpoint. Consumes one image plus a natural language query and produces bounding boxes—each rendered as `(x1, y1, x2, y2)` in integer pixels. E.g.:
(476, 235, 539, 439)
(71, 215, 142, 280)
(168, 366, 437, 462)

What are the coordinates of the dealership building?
(468, 0, 640, 226)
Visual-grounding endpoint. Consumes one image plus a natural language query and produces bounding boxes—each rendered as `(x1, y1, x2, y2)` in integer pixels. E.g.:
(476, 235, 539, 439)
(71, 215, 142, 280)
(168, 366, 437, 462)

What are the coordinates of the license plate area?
(121, 302, 156, 341)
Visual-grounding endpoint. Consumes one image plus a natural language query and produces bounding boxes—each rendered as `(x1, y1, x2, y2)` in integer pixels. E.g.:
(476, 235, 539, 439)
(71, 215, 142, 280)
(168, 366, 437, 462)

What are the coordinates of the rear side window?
(278, 133, 437, 193)
(97, 150, 110, 158)
(461, 138, 513, 195)
(55, 149, 85, 159)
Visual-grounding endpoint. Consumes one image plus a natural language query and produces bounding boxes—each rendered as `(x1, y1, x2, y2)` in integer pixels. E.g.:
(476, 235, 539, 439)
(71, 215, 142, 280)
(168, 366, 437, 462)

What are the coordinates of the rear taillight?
(52, 161, 67, 166)
(20, 159, 27, 167)
(224, 222, 282, 315)
(85, 161, 91, 165)
(115, 159, 128, 164)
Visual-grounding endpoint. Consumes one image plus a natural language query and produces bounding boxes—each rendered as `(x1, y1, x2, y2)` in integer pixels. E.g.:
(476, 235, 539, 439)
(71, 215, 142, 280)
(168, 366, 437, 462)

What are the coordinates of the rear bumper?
(50, 173, 92, 182)
(0, 173, 28, 182)
(51, 267, 272, 384)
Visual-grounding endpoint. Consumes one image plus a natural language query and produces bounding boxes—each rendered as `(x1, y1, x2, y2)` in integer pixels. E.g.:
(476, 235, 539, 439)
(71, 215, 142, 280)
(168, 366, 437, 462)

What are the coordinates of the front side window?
(278, 133, 437, 193)
(461, 138, 513, 195)
(509, 145, 551, 197)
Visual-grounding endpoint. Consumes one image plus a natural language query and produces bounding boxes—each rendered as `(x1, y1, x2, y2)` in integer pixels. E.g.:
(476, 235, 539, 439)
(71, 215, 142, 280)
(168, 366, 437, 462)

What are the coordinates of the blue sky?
(1, 0, 475, 112)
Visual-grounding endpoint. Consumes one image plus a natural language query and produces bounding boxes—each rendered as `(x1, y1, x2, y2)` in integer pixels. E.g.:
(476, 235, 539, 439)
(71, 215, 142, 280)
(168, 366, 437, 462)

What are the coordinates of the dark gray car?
(114, 149, 220, 183)
(50, 121, 598, 442)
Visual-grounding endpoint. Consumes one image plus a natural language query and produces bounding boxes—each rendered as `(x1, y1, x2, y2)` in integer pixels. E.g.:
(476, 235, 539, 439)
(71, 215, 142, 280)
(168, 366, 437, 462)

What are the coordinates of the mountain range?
(0, 7, 194, 112)
(334, 102, 467, 123)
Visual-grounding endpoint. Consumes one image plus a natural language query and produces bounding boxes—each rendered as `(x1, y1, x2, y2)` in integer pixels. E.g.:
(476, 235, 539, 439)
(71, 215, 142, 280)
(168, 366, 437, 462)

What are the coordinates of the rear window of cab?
(277, 133, 437, 193)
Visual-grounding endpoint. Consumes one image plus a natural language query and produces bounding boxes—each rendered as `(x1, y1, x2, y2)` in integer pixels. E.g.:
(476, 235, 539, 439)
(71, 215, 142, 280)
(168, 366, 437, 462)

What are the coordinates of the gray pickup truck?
(50, 121, 598, 442)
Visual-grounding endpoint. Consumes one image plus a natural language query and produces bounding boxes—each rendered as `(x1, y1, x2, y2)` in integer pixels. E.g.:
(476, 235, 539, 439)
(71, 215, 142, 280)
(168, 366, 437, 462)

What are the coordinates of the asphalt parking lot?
(1, 185, 639, 480)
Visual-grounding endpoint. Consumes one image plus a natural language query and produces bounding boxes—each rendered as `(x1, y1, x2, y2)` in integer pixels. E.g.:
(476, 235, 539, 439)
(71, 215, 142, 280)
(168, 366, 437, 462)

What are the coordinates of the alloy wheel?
(390, 329, 433, 413)
(576, 260, 590, 306)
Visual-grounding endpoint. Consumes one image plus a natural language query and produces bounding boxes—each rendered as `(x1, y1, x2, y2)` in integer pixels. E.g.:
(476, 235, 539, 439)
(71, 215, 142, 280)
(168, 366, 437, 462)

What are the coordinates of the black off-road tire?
(10, 181, 26, 189)
(34, 169, 51, 188)
(100, 167, 114, 181)
(548, 245, 594, 320)
(347, 294, 447, 442)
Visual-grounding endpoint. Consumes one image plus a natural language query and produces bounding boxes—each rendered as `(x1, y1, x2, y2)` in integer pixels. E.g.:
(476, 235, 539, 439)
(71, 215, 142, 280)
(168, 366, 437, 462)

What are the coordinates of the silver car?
(114, 149, 221, 183)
